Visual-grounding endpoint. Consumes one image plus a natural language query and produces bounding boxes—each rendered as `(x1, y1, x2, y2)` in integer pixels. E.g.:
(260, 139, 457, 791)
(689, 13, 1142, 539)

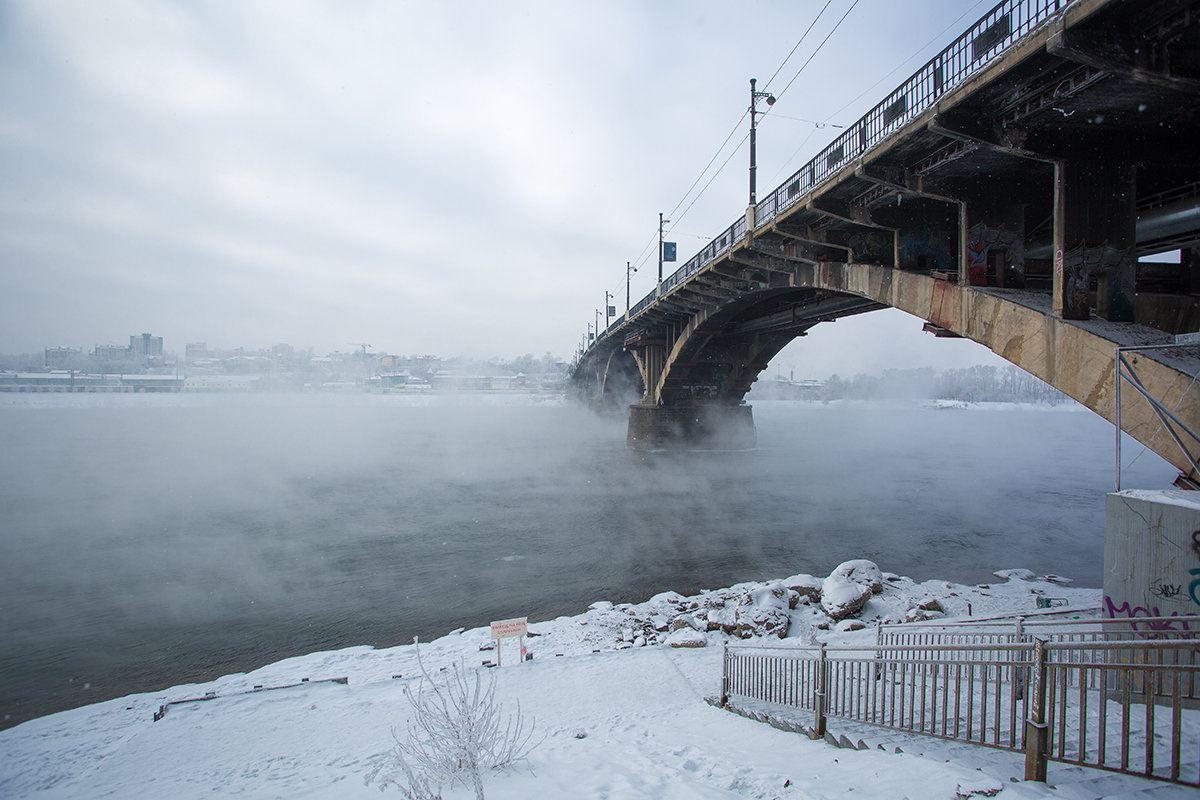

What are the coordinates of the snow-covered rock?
(835, 619, 866, 633)
(830, 559, 883, 594)
(820, 581, 870, 620)
(734, 583, 791, 638)
(665, 628, 706, 648)
(993, 568, 1035, 581)
(782, 573, 823, 603)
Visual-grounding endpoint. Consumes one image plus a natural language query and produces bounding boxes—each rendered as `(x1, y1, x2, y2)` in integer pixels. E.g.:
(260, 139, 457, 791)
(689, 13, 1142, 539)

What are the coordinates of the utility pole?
(626, 261, 636, 313)
(605, 291, 613, 328)
(749, 77, 776, 206)
(595, 308, 601, 337)
(657, 212, 669, 286)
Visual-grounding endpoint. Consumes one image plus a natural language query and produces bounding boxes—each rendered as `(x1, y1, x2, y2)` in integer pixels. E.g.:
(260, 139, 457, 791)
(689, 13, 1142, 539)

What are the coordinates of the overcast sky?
(1, 0, 1012, 376)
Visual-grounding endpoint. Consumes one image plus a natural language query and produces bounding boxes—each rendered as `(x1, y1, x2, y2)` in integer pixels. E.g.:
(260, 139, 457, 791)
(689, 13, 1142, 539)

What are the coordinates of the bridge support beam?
(1052, 157, 1137, 321)
(627, 404, 756, 451)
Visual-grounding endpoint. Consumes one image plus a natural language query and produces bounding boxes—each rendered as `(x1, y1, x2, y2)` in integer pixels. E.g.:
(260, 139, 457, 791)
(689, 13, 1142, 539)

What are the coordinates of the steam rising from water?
(0, 393, 1175, 728)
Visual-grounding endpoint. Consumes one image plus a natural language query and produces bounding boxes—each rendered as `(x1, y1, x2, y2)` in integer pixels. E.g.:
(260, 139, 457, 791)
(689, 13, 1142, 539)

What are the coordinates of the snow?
(1116, 488, 1200, 512)
(0, 562, 1180, 800)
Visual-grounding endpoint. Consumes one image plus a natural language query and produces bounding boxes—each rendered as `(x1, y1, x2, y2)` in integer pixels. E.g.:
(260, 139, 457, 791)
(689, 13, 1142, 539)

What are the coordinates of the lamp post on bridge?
(626, 261, 636, 313)
(605, 291, 614, 329)
(749, 77, 776, 207)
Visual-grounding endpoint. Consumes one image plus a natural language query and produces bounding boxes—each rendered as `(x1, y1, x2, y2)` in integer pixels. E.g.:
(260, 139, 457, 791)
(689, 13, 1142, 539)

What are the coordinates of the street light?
(749, 77, 776, 207)
(626, 261, 637, 313)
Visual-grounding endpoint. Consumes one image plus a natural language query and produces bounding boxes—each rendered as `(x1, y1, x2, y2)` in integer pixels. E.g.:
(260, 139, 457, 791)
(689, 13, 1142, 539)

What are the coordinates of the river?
(0, 392, 1176, 729)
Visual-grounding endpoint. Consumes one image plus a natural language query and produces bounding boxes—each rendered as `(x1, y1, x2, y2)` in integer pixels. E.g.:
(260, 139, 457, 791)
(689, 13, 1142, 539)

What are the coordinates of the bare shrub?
(365, 641, 540, 799)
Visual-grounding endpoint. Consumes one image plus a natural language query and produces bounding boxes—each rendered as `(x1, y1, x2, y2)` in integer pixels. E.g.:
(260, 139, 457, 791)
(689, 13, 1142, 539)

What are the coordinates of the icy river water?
(0, 392, 1177, 729)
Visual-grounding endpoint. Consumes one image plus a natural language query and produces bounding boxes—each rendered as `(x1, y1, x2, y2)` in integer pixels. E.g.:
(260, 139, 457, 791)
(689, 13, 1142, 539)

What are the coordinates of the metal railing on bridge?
(722, 618, 1200, 786)
(614, 0, 1070, 339)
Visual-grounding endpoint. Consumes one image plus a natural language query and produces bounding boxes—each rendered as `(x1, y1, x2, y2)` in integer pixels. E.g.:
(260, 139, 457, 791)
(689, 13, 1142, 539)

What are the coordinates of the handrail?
(586, 0, 1070, 354)
(723, 632, 1200, 787)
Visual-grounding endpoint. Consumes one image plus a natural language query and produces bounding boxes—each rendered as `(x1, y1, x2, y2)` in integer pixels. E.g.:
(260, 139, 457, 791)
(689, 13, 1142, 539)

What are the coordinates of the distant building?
(43, 346, 82, 368)
(93, 344, 132, 361)
(185, 343, 208, 362)
(130, 333, 163, 358)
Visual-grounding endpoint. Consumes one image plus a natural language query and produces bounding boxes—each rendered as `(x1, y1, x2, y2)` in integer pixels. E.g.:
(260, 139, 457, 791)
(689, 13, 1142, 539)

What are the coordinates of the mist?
(0, 391, 1177, 729)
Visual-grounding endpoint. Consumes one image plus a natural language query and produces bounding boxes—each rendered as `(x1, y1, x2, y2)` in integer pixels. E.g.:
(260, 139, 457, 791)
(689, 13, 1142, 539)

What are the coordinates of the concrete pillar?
(627, 404, 756, 450)
(1053, 157, 1137, 321)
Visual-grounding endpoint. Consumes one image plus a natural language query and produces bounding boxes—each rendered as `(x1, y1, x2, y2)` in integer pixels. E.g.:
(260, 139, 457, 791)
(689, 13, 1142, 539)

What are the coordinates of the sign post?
(489, 617, 527, 666)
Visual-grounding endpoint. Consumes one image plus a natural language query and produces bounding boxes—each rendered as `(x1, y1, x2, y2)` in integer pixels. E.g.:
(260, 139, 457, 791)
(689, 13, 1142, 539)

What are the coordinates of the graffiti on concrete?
(1103, 596, 1195, 637)
(1150, 583, 1183, 599)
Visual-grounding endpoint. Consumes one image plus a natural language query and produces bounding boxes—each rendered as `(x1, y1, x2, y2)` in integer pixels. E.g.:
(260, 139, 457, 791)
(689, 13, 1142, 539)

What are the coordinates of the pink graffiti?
(1103, 596, 1195, 638)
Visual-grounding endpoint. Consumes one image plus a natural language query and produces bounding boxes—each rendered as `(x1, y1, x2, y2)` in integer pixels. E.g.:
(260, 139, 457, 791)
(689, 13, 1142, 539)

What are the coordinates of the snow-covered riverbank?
(0, 565, 1158, 799)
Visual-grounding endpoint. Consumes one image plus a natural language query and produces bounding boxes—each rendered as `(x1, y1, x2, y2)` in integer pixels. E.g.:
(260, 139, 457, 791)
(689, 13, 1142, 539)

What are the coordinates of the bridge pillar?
(626, 404, 756, 451)
(1052, 158, 1137, 321)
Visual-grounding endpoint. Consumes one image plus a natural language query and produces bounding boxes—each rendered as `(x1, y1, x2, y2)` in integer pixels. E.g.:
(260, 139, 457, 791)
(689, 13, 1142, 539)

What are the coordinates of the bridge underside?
(573, 0, 1200, 469)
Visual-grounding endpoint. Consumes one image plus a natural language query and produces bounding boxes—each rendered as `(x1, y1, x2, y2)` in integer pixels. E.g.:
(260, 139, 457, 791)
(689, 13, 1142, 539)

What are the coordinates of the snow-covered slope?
(1, 566, 1164, 799)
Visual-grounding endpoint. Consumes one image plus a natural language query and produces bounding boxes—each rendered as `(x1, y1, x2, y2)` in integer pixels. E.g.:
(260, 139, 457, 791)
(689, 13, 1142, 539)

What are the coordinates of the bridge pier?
(626, 404, 756, 451)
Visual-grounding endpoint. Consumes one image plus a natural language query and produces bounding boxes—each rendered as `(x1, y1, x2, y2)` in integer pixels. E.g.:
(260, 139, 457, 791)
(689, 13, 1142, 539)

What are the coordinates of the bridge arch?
(573, 0, 1200, 473)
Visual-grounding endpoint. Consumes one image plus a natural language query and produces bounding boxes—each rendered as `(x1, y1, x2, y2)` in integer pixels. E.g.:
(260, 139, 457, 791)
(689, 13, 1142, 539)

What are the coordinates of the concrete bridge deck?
(571, 0, 1200, 481)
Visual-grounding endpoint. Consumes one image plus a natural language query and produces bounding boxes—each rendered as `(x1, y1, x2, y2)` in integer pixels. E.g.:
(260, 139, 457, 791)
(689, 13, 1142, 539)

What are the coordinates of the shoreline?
(0, 562, 1108, 799)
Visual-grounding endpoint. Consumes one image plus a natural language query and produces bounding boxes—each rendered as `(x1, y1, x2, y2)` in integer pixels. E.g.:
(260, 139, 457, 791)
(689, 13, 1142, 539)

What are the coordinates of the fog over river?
(0, 393, 1176, 729)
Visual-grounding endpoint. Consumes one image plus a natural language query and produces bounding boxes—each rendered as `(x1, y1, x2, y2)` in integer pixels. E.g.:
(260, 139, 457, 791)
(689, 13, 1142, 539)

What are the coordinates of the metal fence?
(608, 0, 1070, 344)
(723, 636, 1200, 786)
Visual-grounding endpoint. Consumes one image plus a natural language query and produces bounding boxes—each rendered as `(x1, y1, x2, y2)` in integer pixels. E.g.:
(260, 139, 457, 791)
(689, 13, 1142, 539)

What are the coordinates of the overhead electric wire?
(622, 0, 856, 304)
(761, 0, 835, 92)
(769, 0, 989, 184)
(824, 0, 990, 122)
(763, 0, 862, 107)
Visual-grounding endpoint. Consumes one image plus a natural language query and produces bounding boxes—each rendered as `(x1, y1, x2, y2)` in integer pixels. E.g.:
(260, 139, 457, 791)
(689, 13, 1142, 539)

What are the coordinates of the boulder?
(904, 607, 933, 623)
(917, 597, 944, 613)
(734, 583, 791, 639)
(829, 560, 883, 594)
(993, 568, 1035, 581)
(782, 573, 823, 603)
(706, 605, 739, 633)
(820, 574, 873, 621)
(835, 619, 866, 633)
(666, 628, 707, 648)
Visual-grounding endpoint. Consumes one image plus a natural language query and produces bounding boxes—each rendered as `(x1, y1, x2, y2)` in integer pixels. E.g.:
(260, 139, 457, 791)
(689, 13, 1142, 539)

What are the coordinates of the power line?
(627, 0, 857, 287)
(767, 0, 987, 186)
(824, 0, 990, 123)
(761, 0, 835, 92)
(766, 0, 863, 106)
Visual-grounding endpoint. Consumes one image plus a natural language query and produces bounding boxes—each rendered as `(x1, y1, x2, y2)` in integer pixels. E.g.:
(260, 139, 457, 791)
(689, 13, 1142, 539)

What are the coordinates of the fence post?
(1024, 638, 1049, 782)
(720, 642, 730, 707)
(813, 642, 827, 739)
(1014, 617, 1026, 700)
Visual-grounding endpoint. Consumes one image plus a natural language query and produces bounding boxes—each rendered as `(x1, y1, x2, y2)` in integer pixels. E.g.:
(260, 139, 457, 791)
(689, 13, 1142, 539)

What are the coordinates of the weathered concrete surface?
(1104, 490, 1200, 625)
(792, 261, 1200, 480)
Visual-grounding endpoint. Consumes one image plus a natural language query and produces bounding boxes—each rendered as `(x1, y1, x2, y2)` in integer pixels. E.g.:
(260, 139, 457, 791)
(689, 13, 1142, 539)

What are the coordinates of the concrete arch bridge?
(570, 0, 1200, 484)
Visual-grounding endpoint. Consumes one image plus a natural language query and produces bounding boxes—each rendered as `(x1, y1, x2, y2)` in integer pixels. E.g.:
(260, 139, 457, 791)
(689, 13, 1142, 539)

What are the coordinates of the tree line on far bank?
(750, 364, 1070, 405)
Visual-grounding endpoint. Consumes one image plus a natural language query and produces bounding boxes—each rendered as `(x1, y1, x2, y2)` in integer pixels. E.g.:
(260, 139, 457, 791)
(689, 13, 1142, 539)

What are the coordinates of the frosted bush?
(365, 641, 540, 800)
